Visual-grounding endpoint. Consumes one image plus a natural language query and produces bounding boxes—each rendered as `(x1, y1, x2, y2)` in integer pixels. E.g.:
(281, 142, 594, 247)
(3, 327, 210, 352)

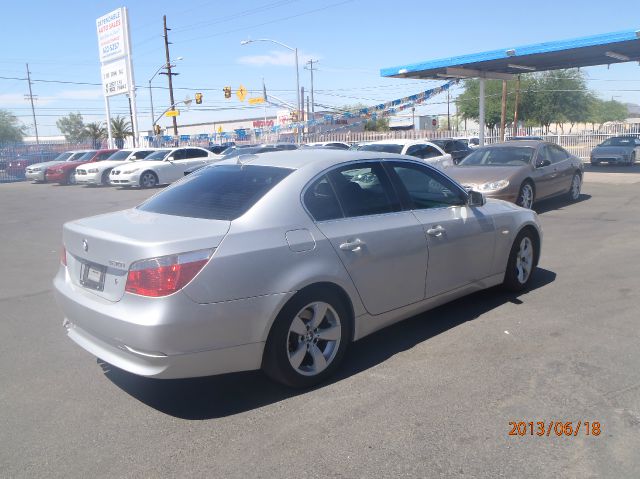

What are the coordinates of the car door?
(385, 161, 496, 298)
(184, 148, 211, 170)
(547, 144, 574, 194)
(160, 148, 187, 183)
(530, 145, 556, 199)
(308, 161, 429, 315)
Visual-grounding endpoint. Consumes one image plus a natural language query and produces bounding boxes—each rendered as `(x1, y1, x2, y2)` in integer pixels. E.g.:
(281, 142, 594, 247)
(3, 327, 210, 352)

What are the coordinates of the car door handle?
(426, 225, 445, 237)
(339, 239, 365, 251)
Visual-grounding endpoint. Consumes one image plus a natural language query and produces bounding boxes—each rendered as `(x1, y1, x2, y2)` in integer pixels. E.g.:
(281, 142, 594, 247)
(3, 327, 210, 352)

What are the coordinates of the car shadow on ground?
(100, 268, 556, 420)
(534, 193, 591, 215)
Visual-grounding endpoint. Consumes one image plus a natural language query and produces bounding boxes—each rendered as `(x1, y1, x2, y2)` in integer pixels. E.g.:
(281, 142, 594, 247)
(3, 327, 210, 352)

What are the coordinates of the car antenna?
(236, 154, 258, 167)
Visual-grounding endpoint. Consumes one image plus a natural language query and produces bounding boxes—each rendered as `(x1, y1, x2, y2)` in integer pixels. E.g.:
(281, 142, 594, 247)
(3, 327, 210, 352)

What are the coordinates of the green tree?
(57, 112, 86, 143)
(0, 109, 26, 142)
(587, 98, 628, 129)
(456, 69, 592, 132)
(110, 116, 132, 148)
(364, 117, 390, 131)
(84, 122, 106, 148)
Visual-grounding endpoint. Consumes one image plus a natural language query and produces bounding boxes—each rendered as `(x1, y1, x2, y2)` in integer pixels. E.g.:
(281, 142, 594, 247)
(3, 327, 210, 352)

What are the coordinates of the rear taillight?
(125, 249, 213, 297)
(60, 246, 67, 266)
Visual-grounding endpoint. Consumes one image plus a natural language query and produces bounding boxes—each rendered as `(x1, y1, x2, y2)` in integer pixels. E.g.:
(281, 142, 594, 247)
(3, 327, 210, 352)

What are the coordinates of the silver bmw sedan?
(54, 150, 542, 388)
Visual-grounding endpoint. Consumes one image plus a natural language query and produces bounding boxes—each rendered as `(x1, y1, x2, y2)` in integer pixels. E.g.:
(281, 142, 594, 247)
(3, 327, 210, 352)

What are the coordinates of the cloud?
(237, 50, 320, 67)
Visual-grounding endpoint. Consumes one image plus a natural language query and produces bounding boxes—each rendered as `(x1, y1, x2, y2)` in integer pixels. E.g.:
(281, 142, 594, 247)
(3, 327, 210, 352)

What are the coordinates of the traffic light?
(195, 92, 203, 104)
(223, 86, 231, 99)
(153, 124, 161, 135)
(290, 110, 298, 122)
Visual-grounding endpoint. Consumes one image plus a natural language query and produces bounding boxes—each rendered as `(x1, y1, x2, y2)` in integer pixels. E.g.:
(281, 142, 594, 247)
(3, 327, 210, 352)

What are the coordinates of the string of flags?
(147, 80, 455, 142)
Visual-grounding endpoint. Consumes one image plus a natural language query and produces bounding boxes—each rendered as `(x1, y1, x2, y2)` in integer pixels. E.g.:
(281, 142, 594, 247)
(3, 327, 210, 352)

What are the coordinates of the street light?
(148, 57, 183, 131)
(240, 38, 300, 141)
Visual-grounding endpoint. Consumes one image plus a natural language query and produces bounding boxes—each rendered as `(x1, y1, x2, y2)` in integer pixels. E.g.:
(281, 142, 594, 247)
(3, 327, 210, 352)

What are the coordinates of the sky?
(2, 0, 640, 136)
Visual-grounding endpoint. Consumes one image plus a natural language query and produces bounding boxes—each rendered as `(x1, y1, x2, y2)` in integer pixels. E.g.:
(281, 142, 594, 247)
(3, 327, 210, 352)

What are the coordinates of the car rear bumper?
(53, 266, 292, 378)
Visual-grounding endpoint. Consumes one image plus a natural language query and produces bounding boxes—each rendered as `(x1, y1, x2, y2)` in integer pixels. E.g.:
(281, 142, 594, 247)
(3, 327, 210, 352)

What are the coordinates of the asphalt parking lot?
(1, 168, 639, 478)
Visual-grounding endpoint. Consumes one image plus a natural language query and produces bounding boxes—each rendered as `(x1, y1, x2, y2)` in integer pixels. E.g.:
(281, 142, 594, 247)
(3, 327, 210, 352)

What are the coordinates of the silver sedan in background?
(54, 150, 542, 388)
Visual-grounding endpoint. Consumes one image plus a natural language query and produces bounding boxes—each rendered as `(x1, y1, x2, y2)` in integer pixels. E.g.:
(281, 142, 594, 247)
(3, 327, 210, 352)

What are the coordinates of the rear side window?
(186, 148, 208, 158)
(327, 162, 400, 217)
(304, 175, 343, 221)
(138, 165, 292, 220)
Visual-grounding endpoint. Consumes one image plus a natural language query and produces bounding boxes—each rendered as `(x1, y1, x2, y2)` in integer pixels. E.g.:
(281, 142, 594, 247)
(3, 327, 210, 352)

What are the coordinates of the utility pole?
(127, 95, 136, 147)
(513, 75, 521, 136)
(500, 80, 507, 141)
(446, 89, 451, 132)
(162, 15, 178, 137)
(25, 63, 39, 145)
(305, 59, 317, 115)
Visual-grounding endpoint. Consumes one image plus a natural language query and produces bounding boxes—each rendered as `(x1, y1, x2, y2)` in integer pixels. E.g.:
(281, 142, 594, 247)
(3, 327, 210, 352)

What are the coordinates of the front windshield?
(600, 137, 636, 147)
(142, 150, 171, 161)
(106, 150, 132, 161)
(76, 151, 98, 162)
(53, 152, 72, 162)
(358, 144, 404, 154)
(459, 146, 534, 166)
(66, 152, 86, 161)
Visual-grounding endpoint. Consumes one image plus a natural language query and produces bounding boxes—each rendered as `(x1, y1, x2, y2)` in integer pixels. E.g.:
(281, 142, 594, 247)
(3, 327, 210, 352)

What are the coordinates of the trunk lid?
(63, 208, 230, 302)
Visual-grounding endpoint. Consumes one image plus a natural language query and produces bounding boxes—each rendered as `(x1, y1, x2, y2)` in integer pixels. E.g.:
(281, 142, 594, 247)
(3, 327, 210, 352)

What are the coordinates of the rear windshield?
(358, 144, 404, 154)
(138, 164, 293, 220)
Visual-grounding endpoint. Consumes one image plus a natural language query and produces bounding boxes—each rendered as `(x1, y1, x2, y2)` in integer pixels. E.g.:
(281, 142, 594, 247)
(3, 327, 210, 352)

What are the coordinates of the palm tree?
(84, 122, 106, 148)
(110, 115, 132, 148)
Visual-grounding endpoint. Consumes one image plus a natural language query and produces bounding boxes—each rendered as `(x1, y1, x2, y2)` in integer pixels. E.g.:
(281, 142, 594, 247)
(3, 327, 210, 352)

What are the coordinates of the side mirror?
(166, 156, 174, 162)
(467, 190, 486, 207)
(536, 158, 551, 168)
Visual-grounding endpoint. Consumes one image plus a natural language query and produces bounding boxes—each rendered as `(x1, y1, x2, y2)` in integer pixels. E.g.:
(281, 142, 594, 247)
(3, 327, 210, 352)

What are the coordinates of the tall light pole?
(148, 57, 183, 132)
(241, 38, 300, 141)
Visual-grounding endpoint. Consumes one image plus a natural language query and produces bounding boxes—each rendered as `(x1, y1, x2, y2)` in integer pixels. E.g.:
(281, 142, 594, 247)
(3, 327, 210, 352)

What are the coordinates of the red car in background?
(45, 149, 117, 185)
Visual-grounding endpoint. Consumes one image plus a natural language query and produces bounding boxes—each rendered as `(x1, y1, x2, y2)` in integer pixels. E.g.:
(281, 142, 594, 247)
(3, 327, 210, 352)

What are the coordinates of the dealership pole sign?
(96, 7, 139, 147)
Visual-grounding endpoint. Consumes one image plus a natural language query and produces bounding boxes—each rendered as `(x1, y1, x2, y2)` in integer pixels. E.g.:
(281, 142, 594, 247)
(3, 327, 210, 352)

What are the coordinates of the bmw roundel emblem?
(83, 239, 89, 252)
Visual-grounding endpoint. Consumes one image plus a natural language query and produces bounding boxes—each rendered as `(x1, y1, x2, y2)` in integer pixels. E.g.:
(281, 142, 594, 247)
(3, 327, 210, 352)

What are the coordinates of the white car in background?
(75, 148, 157, 186)
(110, 147, 219, 188)
(25, 151, 90, 183)
(358, 139, 453, 169)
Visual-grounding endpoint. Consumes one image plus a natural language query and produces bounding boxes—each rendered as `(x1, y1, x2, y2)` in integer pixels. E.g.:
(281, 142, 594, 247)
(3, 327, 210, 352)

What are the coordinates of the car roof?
(367, 139, 434, 146)
(214, 149, 413, 172)
(482, 140, 543, 148)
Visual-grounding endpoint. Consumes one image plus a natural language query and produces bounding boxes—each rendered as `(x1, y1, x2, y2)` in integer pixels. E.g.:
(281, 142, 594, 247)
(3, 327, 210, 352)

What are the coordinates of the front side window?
(327, 162, 399, 217)
(138, 165, 292, 220)
(303, 175, 343, 221)
(388, 162, 465, 209)
(186, 148, 208, 159)
(107, 150, 132, 161)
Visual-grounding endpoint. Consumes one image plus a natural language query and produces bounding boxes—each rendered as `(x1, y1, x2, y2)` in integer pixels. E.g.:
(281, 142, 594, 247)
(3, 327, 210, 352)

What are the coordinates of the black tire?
(139, 171, 158, 188)
(567, 172, 581, 202)
(515, 181, 535, 209)
(503, 229, 538, 292)
(66, 171, 77, 186)
(629, 153, 635, 167)
(262, 288, 351, 388)
(101, 169, 112, 186)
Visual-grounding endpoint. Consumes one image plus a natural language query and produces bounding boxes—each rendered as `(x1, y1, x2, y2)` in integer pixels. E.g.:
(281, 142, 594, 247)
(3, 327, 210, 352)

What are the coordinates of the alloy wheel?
(140, 172, 157, 188)
(518, 183, 534, 209)
(287, 301, 342, 377)
(570, 174, 581, 200)
(515, 237, 534, 284)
